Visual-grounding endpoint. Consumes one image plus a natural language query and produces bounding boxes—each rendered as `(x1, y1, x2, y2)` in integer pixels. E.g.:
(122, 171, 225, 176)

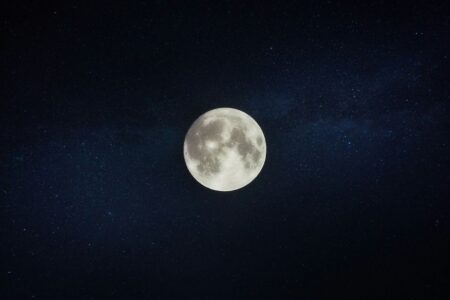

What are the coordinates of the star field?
(1, 1, 450, 298)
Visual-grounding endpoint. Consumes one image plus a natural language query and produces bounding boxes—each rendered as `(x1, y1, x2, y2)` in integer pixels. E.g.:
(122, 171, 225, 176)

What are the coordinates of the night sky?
(2, 1, 450, 298)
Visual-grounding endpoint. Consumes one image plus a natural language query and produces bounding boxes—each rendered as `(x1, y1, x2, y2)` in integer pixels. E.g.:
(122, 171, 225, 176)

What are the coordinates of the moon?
(183, 108, 266, 192)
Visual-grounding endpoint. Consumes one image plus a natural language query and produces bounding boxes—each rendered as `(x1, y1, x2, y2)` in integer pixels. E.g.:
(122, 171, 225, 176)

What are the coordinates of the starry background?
(1, 1, 450, 299)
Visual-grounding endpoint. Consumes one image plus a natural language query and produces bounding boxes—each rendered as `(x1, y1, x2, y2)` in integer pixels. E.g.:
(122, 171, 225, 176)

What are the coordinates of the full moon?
(184, 108, 266, 191)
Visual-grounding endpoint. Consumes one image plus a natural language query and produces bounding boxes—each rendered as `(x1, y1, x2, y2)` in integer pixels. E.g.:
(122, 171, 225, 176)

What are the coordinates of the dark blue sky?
(1, 1, 450, 298)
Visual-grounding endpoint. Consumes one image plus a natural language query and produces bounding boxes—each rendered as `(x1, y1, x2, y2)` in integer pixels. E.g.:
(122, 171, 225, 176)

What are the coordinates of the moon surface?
(184, 108, 267, 191)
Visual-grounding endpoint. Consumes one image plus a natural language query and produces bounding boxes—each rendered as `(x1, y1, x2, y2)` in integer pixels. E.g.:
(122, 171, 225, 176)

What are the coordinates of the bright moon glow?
(184, 108, 266, 191)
